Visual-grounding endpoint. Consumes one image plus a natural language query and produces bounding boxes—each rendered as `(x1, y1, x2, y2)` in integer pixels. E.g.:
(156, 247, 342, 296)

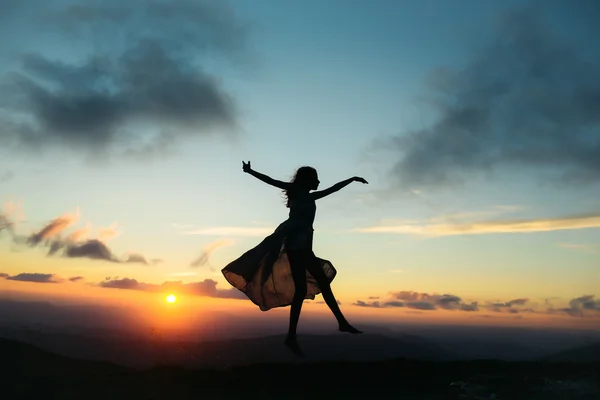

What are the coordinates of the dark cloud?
(0, 0, 251, 159)
(383, 301, 404, 307)
(98, 277, 245, 300)
(352, 300, 404, 308)
(390, 291, 468, 311)
(405, 301, 437, 311)
(6, 272, 62, 283)
(0, 272, 9, 278)
(65, 240, 119, 262)
(460, 302, 479, 312)
(551, 295, 600, 317)
(485, 298, 532, 313)
(353, 300, 381, 308)
(125, 254, 148, 265)
(355, 291, 516, 314)
(68, 276, 84, 282)
(356, 290, 598, 318)
(100, 277, 140, 290)
(387, 4, 600, 189)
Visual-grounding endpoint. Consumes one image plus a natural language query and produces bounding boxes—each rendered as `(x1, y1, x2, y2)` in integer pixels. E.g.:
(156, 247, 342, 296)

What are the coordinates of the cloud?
(484, 298, 534, 314)
(0, 0, 251, 159)
(125, 253, 149, 265)
(357, 212, 600, 236)
(69, 276, 84, 282)
(316, 299, 342, 305)
(557, 243, 600, 254)
(0, 273, 9, 278)
(405, 301, 436, 311)
(97, 223, 120, 242)
(182, 227, 273, 237)
(65, 239, 119, 262)
(384, 4, 600, 189)
(460, 302, 479, 312)
(352, 300, 404, 308)
(98, 277, 245, 300)
(0, 214, 12, 234)
(354, 291, 511, 313)
(27, 209, 80, 246)
(1, 205, 156, 264)
(190, 239, 234, 267)
(355, 289, 599, 318)
(5, 272, 62, 283)
(549, 295, 600, 317)
(0, 201, 24, 236)
(0, 170, 14, 183)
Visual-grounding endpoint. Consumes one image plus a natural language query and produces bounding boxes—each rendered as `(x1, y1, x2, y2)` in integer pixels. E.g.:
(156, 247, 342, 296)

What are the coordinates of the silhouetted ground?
(2, 338, 600, 400)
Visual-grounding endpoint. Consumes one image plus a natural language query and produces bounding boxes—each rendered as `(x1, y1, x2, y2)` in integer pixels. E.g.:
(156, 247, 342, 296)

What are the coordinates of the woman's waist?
(276, 219, 314, 231)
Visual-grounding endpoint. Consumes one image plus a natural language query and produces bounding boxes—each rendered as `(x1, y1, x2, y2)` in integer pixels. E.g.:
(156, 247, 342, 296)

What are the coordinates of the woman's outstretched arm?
(242, 161, 291, 190)
(311, 176, 368, 200)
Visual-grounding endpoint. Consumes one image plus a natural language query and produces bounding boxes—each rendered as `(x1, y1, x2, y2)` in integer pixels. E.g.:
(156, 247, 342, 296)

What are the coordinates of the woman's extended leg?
(306, 257, 362, 334)
(286, 250, 308, 356)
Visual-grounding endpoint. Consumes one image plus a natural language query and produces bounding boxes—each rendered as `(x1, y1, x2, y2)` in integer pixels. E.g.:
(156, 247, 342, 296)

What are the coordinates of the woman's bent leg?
(306, 257, 362, 334)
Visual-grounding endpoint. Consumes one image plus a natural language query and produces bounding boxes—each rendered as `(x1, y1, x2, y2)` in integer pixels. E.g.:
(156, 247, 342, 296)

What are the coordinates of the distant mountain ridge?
(0, 327, 457, 368)
(3, 338, 599, 400)
(542, 341, 600, 362)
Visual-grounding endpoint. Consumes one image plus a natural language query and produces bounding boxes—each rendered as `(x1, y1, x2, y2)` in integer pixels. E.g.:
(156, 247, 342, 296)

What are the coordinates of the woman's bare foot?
(284, 336, 305, 357)
(339, 323, 363, 334)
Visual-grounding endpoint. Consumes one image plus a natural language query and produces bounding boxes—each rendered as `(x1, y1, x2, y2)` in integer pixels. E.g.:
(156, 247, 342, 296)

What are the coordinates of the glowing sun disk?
(166, 294, 177, 303)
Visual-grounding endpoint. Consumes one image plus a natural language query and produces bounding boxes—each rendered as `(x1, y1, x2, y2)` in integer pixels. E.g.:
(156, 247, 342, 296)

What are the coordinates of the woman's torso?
(285, 192, 316, 229)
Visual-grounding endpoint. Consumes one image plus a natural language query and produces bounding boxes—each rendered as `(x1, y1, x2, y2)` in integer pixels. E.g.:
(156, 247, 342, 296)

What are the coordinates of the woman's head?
(292, 166, 319, 190)
(283, 166, 319, 207)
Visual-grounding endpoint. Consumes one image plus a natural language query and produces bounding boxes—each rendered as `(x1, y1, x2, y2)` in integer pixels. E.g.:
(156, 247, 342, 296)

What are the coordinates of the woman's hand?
(353, 176, 368, 184)
(242, 160, 252, 173)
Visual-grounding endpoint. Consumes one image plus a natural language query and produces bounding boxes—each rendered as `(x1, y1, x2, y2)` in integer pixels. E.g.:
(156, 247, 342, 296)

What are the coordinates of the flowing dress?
(221, 192, 337, 311)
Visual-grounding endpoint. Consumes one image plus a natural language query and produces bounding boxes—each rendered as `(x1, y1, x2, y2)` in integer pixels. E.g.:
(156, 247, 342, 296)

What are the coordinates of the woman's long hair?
(283, 166, 317, 208)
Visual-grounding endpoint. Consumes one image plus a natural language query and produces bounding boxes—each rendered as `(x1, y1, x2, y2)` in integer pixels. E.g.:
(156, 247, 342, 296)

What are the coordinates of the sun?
(165, 294, 177, 303)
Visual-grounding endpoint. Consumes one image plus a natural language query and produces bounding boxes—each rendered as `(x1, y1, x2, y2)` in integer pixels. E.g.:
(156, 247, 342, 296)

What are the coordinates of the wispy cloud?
(182, 226, 272, 237)
(190, 239, 235, 268)
(28, 208, 80, 246)
(356, 212, 600, 237)
(557, 243, 600, 254)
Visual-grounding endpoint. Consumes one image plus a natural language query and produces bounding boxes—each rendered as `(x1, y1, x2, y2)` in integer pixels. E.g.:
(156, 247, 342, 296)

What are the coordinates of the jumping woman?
(222, 161, 367, 356)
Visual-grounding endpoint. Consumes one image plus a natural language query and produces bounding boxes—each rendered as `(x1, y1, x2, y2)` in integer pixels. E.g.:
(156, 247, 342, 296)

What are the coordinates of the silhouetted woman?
(222, 161, 367, 356)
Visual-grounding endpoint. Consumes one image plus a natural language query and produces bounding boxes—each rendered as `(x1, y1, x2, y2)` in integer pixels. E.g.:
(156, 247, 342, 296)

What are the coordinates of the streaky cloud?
(356, 212, 600, 236)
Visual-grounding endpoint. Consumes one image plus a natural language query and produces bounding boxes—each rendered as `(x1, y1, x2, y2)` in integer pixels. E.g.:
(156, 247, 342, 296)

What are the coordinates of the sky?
(1, 0, 599, 331)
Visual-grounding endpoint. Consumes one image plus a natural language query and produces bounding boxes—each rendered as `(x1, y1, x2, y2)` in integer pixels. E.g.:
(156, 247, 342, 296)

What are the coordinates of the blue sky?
(1, 0, 599, 324)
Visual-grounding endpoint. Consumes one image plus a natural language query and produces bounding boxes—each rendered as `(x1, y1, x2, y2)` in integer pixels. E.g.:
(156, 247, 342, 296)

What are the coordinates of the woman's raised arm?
(242, 161, 291, 190)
